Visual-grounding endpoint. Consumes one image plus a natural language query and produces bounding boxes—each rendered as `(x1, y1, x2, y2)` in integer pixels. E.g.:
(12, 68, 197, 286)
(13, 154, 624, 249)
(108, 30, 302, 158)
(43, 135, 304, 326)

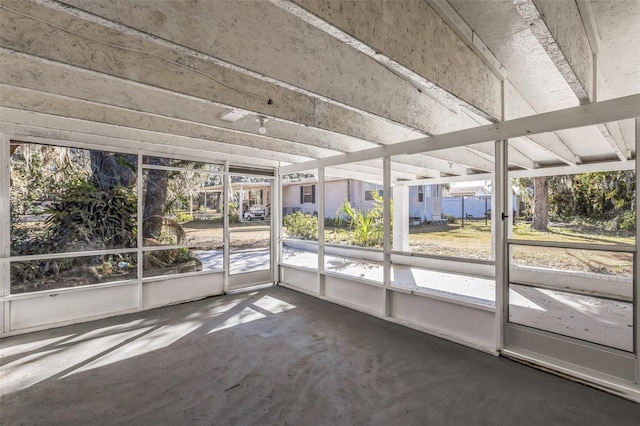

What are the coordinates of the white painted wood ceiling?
(1, 0, 638, 181)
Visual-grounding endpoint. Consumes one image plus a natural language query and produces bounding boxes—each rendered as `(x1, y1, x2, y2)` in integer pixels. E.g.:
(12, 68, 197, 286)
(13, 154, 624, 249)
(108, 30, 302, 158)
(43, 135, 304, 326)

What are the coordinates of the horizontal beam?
(0, 5, 421, 145)
(576, 0, 600, 54)
(598, 122, 628, 161)
(389, 158, 633, 187)
(2, 124, 279, 168)
(280, 94, 640, 173)
(278, 0, 500, 120)
(0, 50, 382, 154)
(514, 0, 592, 103)
(394, 172, 494, 187)
(509, 160, 634, 179)
(0, 108, 299, 165)
(3, 0, 478, 140)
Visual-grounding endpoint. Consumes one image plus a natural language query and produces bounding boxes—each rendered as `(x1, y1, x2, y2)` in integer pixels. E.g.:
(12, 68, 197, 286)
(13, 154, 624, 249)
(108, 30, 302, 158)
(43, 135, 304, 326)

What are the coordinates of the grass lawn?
(409, 220, 492, 260)
(407, 220, 633, 276)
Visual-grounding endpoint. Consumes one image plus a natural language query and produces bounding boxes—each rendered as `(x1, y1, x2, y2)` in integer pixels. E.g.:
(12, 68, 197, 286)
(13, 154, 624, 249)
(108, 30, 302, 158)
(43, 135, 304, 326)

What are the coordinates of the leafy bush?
(336, 201, 381, 247)
(46, 178, 137, 250)
(283, 212, 318, 240)
(613, 211, 635, 231)
(175, 212, 194, 223)
(226, 202, 240, 223)
(323, 217, 340, 228)
(334, 191, 391, 247)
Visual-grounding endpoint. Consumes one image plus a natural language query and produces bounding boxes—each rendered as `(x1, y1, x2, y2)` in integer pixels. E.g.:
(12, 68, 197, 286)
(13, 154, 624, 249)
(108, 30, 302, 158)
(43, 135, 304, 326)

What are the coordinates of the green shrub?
(46, 178, 137, 250)
(333, 191, 392, 247)
(324, 217, 339, 227)
(283, 212, 318, 240)
(617, 211, 636, 231)
(175, 212, 194, 223)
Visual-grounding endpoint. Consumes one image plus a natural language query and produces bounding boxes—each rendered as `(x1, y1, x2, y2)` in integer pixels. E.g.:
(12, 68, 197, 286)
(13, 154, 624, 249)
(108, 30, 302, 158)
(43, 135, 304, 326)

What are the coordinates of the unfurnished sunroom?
(1, 0, 640, 414)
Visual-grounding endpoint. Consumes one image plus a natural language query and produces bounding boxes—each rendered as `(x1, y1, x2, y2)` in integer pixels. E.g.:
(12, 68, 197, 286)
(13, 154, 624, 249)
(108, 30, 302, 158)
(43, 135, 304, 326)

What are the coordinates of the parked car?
(243, 205, 266, 221)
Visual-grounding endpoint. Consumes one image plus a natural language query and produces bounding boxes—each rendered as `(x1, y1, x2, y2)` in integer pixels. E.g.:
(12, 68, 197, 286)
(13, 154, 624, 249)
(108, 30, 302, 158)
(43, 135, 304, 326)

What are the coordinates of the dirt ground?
(183, 220, 270, 249)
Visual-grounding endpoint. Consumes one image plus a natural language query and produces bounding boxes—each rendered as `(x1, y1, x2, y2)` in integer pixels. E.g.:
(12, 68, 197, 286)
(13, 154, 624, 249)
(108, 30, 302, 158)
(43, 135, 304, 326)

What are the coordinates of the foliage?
(323, 217, 340, 228)
(283, 211, 318, 240)
(515, 171, 635, 232)
(337, 201, 381, 246)
(175, 212, 194, 223)
(334, 190, 391, 247)
(227, 202, 240, 223)
(617, 210, 636, 231)
(143, 247, 200, 272)
(143, 216, 188, 245)
(9, 145, 139, 288)
(46, 178, 137, 250)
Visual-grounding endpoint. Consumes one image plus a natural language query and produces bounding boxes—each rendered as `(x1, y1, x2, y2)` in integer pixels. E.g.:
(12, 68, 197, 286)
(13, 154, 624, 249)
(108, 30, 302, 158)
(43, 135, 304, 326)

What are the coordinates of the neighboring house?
(202, 181, 271, 221)
(284, 178, 440, 223)
(408, 184, 443, 224)
(283, 177, 355, 218)
(202, 179, 508, 223)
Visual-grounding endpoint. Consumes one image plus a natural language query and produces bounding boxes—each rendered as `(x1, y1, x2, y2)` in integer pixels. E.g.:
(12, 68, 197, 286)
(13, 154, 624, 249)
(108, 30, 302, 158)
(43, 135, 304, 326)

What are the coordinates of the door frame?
(498, 122, 640, 399)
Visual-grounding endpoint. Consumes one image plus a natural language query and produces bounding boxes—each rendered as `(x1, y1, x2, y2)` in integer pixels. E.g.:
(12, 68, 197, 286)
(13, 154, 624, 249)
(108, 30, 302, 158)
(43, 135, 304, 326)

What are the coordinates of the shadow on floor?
(1, 286, 639, 425)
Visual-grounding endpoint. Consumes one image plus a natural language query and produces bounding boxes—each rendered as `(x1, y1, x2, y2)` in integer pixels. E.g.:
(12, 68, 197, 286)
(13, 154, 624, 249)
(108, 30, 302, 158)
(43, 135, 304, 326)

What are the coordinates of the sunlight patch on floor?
(0, 334, 75, 358)
(62, 321, 204, 378)
(253, 295, 296, 314)
(208, 307, 266, 333)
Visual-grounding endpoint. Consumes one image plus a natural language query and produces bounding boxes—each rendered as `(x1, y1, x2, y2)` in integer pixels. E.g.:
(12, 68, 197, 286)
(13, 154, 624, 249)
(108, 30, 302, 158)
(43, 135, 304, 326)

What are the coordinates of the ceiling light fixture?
(256, 115, 268, 134)
(219, 109, 250, 122)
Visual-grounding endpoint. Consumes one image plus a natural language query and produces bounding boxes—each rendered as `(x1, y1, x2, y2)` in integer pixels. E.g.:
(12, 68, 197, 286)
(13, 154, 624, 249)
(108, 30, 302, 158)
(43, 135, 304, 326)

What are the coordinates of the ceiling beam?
(598, 122, 629, 161)
(504, 81, 579, 165)
(392, 154, 468, 177)
(326, 163, 414, 183)
(575, 0, 600, 55)
(0, 50, 499, 176)
(465, 143, 536, 170)
(278, 0, 500, 121)
(357, 160, 438, 181)
(40, 0, 481, 137)
(0, 3, 428, 145)
(1, 50, 398, 154)
(1, 123, 280, 168)
(394, 173, 495, 187)
(281, 94, 640, 173)
(0, 107, 313, 165)
(509, 160, 634, 179)
(0, 87, 335, 161)
(0, 83, 482, 178)
(514, 0, 592, 104)
(423, 149, 493, 172)
(427, 0, 506, 81)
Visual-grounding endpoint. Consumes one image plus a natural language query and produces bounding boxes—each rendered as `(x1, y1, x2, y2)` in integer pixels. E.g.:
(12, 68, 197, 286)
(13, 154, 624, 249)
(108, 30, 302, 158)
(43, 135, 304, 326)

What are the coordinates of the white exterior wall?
(407, 185, 442, 222)
(282, 180, 349, 218)
(408, 186, 422, 218)
(282, 182, 318, 215)
(349, 180, 378, 212)
(325, 180, 349, 218)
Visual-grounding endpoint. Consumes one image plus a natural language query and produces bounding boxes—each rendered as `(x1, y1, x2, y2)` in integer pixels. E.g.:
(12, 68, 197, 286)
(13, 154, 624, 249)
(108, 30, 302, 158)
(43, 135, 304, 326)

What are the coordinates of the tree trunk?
(143, 157, 170, 239)
(532, 176, 549, 231)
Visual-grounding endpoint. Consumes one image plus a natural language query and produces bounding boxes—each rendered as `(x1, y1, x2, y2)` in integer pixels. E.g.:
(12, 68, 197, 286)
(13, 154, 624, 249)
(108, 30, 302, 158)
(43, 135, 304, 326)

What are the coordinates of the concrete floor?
(1, 286, 639, 425)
